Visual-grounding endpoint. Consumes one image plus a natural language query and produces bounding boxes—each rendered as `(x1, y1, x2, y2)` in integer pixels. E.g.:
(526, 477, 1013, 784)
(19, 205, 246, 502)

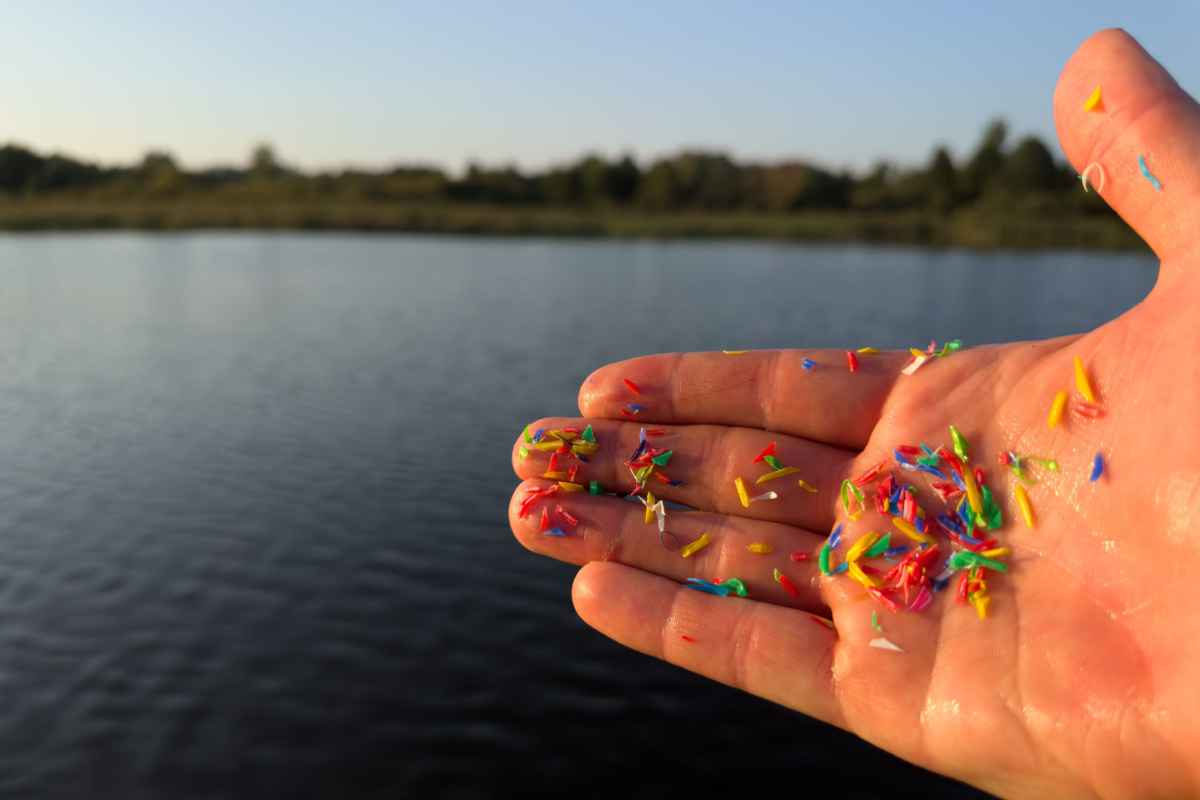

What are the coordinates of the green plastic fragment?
(581, 424, 595, 442)
(589, 480, 602, 495)
(717, 577, 748, 597)
(947, 339, 962, 351)
(519, 446, 530, 459)
(950, 425, 969, 460)
(988, 504, 1002, 530)
(864, 533, 891, 559)
(916, 456, 940, 468)
(950, 550, 1008, 573)
(523, 426, 533, 444)
(1007, 464, 1037, 484)
(651, 451, 673, 467)
(871, 611, 882, 633)
(819, 543, 832, 576)
(764, 455, 783, 470)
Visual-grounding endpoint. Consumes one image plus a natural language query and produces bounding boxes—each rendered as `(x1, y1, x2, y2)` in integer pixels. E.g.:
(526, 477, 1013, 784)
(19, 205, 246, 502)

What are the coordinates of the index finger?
(579, 350, 910, 450)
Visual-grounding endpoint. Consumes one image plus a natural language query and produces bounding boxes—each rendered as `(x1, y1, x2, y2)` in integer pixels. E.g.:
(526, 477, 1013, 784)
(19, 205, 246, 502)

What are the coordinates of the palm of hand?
(509, 30, 1200, 799)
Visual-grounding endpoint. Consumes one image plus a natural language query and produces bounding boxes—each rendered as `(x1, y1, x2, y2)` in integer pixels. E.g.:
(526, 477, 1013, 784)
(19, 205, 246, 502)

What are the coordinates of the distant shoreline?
(0, 200, 1145, 250)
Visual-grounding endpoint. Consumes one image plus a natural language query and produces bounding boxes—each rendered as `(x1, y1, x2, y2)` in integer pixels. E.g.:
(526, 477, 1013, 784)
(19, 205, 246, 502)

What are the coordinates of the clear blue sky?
(2, 1, 1197, 175)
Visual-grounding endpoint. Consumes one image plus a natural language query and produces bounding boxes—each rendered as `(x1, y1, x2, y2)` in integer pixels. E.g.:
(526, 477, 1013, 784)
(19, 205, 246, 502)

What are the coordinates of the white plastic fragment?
(749, 491, 778, 503)
(900, 356, 928, 376)
(869, 637, 904, 652)
(1081, 162, 1106, 193)
(654, 501, 666, 532)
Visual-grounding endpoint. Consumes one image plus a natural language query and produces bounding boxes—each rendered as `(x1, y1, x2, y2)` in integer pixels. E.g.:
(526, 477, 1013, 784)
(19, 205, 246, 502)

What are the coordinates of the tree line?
(0, 121, 1109, 218)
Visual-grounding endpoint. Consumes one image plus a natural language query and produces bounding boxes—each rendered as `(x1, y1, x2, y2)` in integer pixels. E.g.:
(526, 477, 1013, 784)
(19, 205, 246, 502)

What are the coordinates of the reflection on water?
(0, 234, 1155, 798)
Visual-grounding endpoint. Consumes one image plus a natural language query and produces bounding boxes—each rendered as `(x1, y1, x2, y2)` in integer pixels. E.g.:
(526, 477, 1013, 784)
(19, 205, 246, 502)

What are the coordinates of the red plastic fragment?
(930, 482, 961, 501)
(778, 573, 800, 598)
(846, 351, 859, 372)
(998, 451, 1011, 466)
(547, 453, 559, 473)
(622, 378, 641, 395)
(557, 505, 580, 526)
(620, 408, 637, 420)
(895, 445, 922, 456)
(867, 587, 902, 612)
(752, 442, 777, 464)
(973, 467, 985, 486)
(1073, 400, 1105, 419)
(901, 491, 916, 523)
(853, 460, 885, 486)
(645, 429, 668, 436)
(518, 495, 538, 518)
(875, 494, 888, 515)
(655, 472, 672, 484)
(540, 508, 550, 532)
(568, 465, 579, 482)
(808, 614, 835, 630)
(561, 426, 579, 434)
(791, 552, 810, 562)
(956, 570, 970, 604)
(680, 635, 697, 642)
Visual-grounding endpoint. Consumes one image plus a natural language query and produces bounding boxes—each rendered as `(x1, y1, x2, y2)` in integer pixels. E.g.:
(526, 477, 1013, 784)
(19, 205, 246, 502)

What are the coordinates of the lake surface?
(0, 234, 1157, 799)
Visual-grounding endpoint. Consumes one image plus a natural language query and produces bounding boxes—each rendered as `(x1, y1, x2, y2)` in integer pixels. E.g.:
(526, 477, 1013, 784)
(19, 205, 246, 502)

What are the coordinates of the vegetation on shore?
(0, 122, 1142, 249)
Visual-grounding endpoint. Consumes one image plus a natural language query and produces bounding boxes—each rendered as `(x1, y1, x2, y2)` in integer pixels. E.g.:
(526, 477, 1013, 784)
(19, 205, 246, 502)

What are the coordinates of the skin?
(508, 30, 1200, 800)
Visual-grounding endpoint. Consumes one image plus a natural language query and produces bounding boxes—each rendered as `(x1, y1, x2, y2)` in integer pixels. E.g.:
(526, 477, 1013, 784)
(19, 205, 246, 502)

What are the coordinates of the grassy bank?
(0, 197, 1146, 250)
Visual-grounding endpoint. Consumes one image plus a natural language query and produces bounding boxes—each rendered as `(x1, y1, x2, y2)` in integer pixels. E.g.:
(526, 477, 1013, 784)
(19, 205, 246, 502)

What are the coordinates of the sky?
(2, 1, 1198, 176)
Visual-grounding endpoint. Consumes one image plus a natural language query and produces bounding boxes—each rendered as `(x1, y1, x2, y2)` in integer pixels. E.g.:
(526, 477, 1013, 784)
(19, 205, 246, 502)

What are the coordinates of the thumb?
(1054, 29, 1200, 275)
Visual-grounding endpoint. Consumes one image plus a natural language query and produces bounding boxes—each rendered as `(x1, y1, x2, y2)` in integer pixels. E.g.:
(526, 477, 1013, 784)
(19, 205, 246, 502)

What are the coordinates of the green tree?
(959, 119, 1007, 201)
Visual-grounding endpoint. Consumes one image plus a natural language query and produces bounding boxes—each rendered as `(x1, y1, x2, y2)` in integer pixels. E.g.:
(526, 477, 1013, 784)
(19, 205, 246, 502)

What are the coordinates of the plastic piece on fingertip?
(620, 409, 637, 420)
(717, 578, 749, 597)
(628, 405, 647, 411)
(871, 611, 882, 633)
(1074, 355, 1096, 403)
(801, 358, 818, 370)
(680, 635, 697, 642)
(749, 491, 778, 503)
(1073, 400, 1104, 419)
(684, 579, 728, 596)
(723, 350, 747, 355)
(540, 508, 550, 531)
(542, 527, 567, 537)
(622, 378, 641, 395)
(869, 638, 903, 652)
(660, 530, 679, 551)
(831, 561, 849, 574)
(558, 482, 584, 492)
(846, 351, 859, 372)
(580, 425, 595, 442)
(523, 426, 533, 444)
(1083, 85, 1103, 112)
(949, 425, 969, 460)
(651, 451, 673, 466)
(643, 493, 656, 524)
(557, 506, 580, 527)
(735, 476, 750, 508)
(848, 561, 882, 588)
(518, 446, 529, 459)
(1048, 390, 1069, 429)
(1138, 156, 1162, 191)
(909, 586, 933, 612)
(901, 356, 928, 375)
(864, 534, 891, 559)
(757, 466, 800, 482)
(798, 479, 817, 492)
(819, 543, 831, 575)
(829, 523, 843, 551)
(808, 614, 835, 630)
(680, 533, 711, 558)
(791, 552, 810, 562)
(774, 569, 800, 598)
(857, 347, 881, 355)
(746, 542, 773, 554)
(846, 531, 882, 563)
(589, 480, 602, 495)
(752, 442, 777, 464)
(1014, 485, 1034, 529)
(1081, 162, 1105, 193)
(763, 454, 783, 471)
(1090, 453, 1104, 483)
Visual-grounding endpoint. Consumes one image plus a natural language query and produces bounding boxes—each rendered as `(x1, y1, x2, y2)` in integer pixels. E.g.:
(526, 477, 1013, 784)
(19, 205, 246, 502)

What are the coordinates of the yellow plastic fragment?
(856, 347, 881, 355)
(1084, 85, 1104, 112)
(1074, 355, 1096, 403)
(891, 517, 934, 545)
(535, 442, 562, 452)
(573, 441, 599, 455)
(797, 480, 817, 493)
(644, 493, 656, 524)
(1014, 484, 1035, 529)
(756, 466, 801, 483)
(1048, 390, 1069, 429)
(735, 477, 750, 508)
(549, 430, 578, 441)
(680, 533, 711, 558)
(746, 542, 773, 554)
(847, 561, 882, 589)
(909, 348, 927, 358)
(542, 471, 568, 480)
(973, 594, 991, 619)
(723, 350, 747, 355)
(962, 464, 983, 515)
(845, 531, 881, 563)
(558, 482, 585, 492)
(980, 547, 1012, 558)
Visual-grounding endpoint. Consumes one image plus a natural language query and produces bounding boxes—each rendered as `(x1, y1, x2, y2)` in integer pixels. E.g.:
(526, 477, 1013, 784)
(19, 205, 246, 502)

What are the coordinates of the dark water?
(0, 234, 1156, 799)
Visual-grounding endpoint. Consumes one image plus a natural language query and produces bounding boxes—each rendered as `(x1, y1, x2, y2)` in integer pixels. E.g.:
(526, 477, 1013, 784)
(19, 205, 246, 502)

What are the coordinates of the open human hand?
(508, 30, 1200, 799)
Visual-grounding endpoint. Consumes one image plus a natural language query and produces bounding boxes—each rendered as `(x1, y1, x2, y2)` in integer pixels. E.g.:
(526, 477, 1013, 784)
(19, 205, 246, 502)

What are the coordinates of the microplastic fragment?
(660, 530, 679, 551)
(620, 409, 637, 420)
(1081, 162, 1105, 193)
(645, 429, 667, 436)
(949, 425, 969, 460)
(533, 428, 545, 442)
(542, 527, 567, 537)
(735, 476, 750, 508)
(808, 614, 835, 630)
(651, 452, 672, 467)
(832, 561, 848, 574)
(1073, 400, 1104, 419)
(801, 358, 818, 371)
(949, 550, 1008, 573)
(1138, 156, 1162, 190)
(757, 466, 801, 483)
(763, 455, 783, 471)
(752, 442, 777, 463)
(717, 577, 749, 597)
(1074, 355, 1096, 403)
(747, 542, 773, 554)
(723, 350, 747, 355)
(1048, 390, 1069, 429)
(829, 523, 843, 550)
(556, 505, 580, 527)
(774, 569, 800, 598)
(749, 491, 778, 502)
(846, 351, 859, 372)
(542, 471, 568, 480)
(518, 446, 530, 459)
(857, 347, 881, 355)
(848, 561, 882, 589)
(629, 405, 647, 411)
(871, 611, 882, 632)
(1090, 453, 1104, 483)
(680, 635, 697, 642)
(1014, 485, 1034, 529)
(655, 502, 666, 533)
(589, 481, 602, 495)
(643, 493, 656, 524)
(684, 579, 728, 596)
(980, 547, 1012, 558)
(540, 508, 550, 531)
(558, 482, 584, 492)
(797, 480, 817, 493)
(869, 638, 903, 652)
(791, 552, 810, 562)
(846, 531, 882, 563)
(818, 543, 832, 575)
(864, 534, 891, 559)
(523, 426, 533, 444)
(900, 356, 928, 375)
(1083, 85, 1104, 112)
(680, 533, 711, 558)
(974, 595, 991, 619)
(623, 378, 641, 395)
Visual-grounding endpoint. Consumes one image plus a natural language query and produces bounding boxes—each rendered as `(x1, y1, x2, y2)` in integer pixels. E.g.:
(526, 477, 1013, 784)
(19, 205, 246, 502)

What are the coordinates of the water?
(0, 234, 1156, 799)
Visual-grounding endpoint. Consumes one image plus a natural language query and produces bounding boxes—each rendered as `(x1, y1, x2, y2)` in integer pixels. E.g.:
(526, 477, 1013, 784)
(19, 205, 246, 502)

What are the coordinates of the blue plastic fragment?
(914, 516, 925, 534)
(685, 578, 730, 596)
(917, 463, 948, 480)
(801, 358, 819, 371)
(630, 439, 648, 462)
(882, 546, 910, 557)
(576, 454, 590, 463)
(640, 427, 646, 443)
(533, 428, 545, 442)
(1138, 156, 1162, 190)
(660, 530, 679, 551)
(937, 513, 964, 534)
(951, 471, 967, 491)
(1090, 453, 1104, 483)
(542, 527, 567, 537)
(829, 523, 843, 550)
(831, 561, 849, 574)
(668, 480, 686, 488)
(960, 533, 983, 546)
(629, 405, 646, 411)
(921, 443, 936, 457)
(931, 577, 950, 593)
